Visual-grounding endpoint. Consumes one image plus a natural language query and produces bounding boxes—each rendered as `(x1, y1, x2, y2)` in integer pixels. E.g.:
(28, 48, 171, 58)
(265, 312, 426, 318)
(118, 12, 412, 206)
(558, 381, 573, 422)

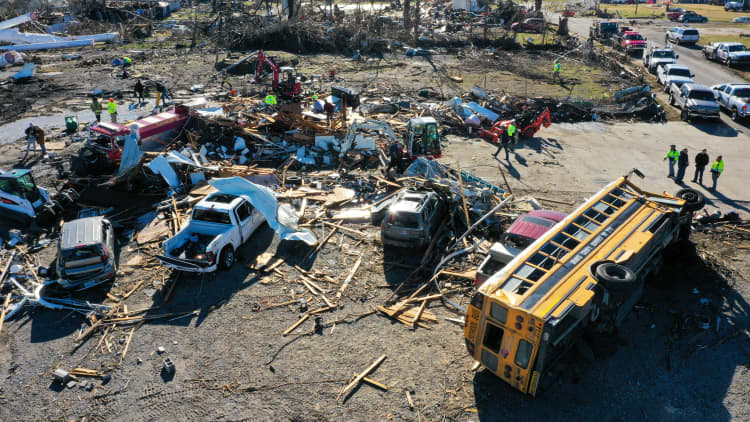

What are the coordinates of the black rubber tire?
(681, 109, 689, 121)
(732, 108, 739, 121)
(595, 262, 637, 293)
(285, 175, 302, 186)
(676, 188, 706, 212)
(219, 246, 235, 270)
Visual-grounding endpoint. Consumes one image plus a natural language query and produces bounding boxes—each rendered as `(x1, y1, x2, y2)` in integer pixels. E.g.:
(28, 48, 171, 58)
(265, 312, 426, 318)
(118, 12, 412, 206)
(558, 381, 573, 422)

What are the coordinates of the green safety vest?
(265, 95, 277, 105)
(665, 150, 679, 161)
(107, 101, 117, 114)
(312, 93, 319, 100)
(553, 63, 561, 72)
(91, 100, 102, 114)
(711, 160, 724, 173)
(507, 123, 516, 137)
(123, 57, 132, 64)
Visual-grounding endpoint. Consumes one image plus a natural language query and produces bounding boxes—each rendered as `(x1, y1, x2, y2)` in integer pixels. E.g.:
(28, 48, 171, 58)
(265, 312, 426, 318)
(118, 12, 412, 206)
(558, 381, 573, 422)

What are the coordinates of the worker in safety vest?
(710, 155, 724, 190)
(90, 96, 102, 123)
(311, 92, 319, 100)
(664, 144, 679, 178)
(107, 98, 117, 123)
(123, 57, 132, 67)
(552, 60, 561, 83)
(493, 122, 516, 161)
(265, 93, 277, 111)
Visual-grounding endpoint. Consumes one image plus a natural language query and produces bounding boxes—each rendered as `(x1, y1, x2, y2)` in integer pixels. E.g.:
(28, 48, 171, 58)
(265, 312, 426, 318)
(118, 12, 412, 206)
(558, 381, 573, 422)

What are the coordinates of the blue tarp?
(12, 62, 35, 79)
(208, 177, 317, 246)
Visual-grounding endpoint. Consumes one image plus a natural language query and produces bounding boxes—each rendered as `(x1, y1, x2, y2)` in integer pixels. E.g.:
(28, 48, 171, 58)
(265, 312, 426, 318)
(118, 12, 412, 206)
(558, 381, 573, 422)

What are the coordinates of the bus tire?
(595, 263, 637, 293)
(675, 188, 705, 212)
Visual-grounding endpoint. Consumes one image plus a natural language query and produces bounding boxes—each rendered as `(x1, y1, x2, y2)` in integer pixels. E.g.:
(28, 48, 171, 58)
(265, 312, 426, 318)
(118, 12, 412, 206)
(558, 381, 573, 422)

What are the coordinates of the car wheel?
(669, 94, 675, 106)
(219, 246, 235, 270)
(681, 109, 689, 121)
(702, 18, 708, 23)
(595, 262, 638, 294)
(676, 188, 706, 212)
(732, 107, 739, 121)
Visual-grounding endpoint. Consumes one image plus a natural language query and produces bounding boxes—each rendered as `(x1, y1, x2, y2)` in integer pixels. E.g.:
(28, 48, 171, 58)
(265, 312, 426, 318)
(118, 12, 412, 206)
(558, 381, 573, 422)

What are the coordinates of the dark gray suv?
(381, 190, 446, 248)
(56, 216, 117, 290)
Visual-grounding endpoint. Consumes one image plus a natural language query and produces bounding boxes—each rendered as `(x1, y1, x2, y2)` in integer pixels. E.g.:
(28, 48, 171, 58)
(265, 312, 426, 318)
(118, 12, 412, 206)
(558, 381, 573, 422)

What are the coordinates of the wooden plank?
(411, 300, 427, 330)
(354, 373, 388, 391)
(119, 326, 136, 364)
(282, 314, 310, 336)
(338, 354, 387, 401)
(336, 255, 362, 300)
(122, 280, 146, 299)
(0, 293, 11, 336)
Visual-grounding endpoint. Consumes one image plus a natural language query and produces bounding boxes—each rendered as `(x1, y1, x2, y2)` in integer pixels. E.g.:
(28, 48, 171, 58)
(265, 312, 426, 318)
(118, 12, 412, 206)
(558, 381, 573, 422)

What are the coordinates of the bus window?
(490, 302, 508, 324)
(515, 339, 533, 369)
(483, 322, 505, 353)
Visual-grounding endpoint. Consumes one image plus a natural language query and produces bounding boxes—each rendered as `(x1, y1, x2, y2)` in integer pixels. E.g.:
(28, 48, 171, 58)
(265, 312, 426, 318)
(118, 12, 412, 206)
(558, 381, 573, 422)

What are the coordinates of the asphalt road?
(562, 15, 750, 133)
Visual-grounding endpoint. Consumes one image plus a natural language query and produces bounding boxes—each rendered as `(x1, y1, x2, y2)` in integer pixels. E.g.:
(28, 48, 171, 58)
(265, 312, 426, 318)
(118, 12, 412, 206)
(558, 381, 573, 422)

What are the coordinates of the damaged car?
(55, 216, 117, 290)
(381, 190, 446, 248)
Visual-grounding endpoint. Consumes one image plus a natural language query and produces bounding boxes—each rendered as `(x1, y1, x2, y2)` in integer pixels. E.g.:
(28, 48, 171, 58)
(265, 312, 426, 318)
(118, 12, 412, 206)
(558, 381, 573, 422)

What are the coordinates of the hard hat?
(109, 98, 114, 102)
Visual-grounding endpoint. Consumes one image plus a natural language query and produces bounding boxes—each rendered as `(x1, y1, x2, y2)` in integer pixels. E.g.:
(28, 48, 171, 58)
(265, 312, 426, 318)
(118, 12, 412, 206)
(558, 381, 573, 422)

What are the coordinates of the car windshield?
(601, 23, 617, 31)
(193, 208, 232, 224)
(653, 51, 675, 58)
(390, 212, 420, 229)
(689, 91, 715, 101)
(625, 34, 643, 41)
(669, 68, 691, 77)
(728, 44, 748, 52)
(734, 88, 750, 97)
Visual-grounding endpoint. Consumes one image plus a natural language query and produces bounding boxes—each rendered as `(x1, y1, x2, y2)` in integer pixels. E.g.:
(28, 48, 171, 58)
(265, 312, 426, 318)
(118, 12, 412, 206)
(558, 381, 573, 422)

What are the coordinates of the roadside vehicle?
(667, 8, 689, 21)
(657, 63, 694, 92)
(618, 31, 647, 55)
(711, 83, 750, 121)
(589, 20, 619, 43)
(55, 216, 117, 290)
(643, 46, 678, 73)
(725, 1, 743, 11)
(677, 12, 708, 23)
(669, 83, 721, 122)
(665, 26, 700, 45)
(156, 192, 266, 272)
(463, 175, 705, 396)
(703, 41, 750, 66)
(732, 16, 750, 23)
(476, 211, 567, 286)
(381, 190, 446, 248)
(510, 18, 545, 33)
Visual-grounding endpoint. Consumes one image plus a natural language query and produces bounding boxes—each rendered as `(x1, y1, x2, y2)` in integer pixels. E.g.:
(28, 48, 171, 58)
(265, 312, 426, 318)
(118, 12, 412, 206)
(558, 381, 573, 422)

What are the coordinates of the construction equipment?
(479, 107, 551, 143)
(403, 117, 441, 160)
(255, 50, 302, 99)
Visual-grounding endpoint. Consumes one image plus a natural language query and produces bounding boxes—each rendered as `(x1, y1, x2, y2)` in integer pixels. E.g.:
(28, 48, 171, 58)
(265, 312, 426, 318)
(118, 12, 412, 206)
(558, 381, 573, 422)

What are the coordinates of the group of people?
(87, 80, 170, 124)
(664, 144, 725, 190)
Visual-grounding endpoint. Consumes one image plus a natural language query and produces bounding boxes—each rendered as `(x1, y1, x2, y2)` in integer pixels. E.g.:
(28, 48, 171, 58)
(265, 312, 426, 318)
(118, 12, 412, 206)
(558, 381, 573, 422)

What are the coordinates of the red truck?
(619, 31, 647, 55)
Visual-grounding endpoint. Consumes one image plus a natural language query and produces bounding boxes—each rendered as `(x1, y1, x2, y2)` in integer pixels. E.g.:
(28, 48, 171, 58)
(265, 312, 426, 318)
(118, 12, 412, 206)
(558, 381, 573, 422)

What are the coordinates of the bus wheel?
(675, 188, 705, 212)
(595, 263, 637, 293)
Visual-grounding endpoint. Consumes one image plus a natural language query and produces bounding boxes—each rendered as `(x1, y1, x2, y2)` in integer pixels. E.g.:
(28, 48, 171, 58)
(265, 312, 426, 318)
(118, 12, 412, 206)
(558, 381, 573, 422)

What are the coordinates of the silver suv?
(669, 83, 721, 122)
(666, 27, 700, 45)
(55, 216, 117, 290)
(381, 190, 446, 248)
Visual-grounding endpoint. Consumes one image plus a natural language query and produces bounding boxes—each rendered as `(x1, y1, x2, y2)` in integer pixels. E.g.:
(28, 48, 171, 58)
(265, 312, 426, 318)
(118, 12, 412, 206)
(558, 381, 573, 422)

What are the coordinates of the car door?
(722, 86, 732, 106)
(235, 200, 254, 244)
(720, 46, 728, 61)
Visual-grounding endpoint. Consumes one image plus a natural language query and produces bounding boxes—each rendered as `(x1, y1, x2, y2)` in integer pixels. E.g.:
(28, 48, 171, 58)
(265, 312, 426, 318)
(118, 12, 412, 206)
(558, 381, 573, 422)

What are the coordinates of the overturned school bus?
(464, 174, 705, 396)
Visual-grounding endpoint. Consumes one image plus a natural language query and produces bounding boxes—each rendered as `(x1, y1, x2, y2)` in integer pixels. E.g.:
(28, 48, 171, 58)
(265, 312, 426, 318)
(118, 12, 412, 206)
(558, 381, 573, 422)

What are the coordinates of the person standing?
(24, 123, 46, 156)
(493, 122, 515, 161)
(107, 98, 117, 123)
(675, 148, 689, 183)
(664, 144, 679, 178)
(265, 93, 278, 112)
(323, 101, 335, 125)
(134, 80, 145, 103)
(692, 149, 709, 184)
(90, 97, 102, 123)
(387, 141, 401, 172)
(710, 155, 724, 190)
(552, 60, 561, 83)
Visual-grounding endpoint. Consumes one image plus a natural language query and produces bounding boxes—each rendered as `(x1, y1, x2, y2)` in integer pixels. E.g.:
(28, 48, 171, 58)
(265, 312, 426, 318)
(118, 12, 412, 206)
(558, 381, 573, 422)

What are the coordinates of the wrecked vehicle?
(464, 176, 706, 396)
(156, 192, 266, 272)
(55, 216, 117, 290)
(589, 20, 618, 43)
(403, 117, 441, 161)
(0, 168, 55, 226)
(475, 242, 519, 286)
(381, 190, 446, 248)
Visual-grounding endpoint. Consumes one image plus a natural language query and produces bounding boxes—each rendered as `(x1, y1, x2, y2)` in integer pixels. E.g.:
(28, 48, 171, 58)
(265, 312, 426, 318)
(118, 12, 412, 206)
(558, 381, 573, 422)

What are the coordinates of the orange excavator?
(255, 50, 302, 99)
(480, 107, 551, 143)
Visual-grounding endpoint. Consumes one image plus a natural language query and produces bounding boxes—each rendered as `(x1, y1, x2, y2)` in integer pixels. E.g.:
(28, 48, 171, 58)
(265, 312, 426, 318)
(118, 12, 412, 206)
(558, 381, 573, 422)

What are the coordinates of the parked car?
(643, 46, 678, 73)
(733, 16, 750, 23)
(665, 26, 700, 45)
(618, 31, 647, 55)
(725, 1, 743, 11)
(55, 216, 117, 290)
(711, 83, 750, 121)
(510, 18, 545, 33)
(669, 83, 721, 122)
(381, 190, 446, 248)
(677, 12, 708, 23)
(667, 8, 689, 21)
(475, 242, 519, 286)
(657, 63, 694, 92)
(703, 41, 750, 66)
(156, 192, 266, 272)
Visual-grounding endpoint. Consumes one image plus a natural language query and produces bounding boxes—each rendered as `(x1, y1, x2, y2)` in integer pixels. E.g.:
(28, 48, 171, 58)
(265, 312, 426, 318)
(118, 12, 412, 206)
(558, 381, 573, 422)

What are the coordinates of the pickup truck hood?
(625, 40, 646, 48)
(686, 99, 719, 110)
(652, 58, 676, 66)
(667, 76, 694, 85)
(728, 52, 750, 59)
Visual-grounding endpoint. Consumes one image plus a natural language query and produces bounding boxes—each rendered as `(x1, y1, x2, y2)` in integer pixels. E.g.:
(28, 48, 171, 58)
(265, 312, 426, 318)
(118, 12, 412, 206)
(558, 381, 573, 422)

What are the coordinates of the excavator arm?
(255, 50, 280, 89)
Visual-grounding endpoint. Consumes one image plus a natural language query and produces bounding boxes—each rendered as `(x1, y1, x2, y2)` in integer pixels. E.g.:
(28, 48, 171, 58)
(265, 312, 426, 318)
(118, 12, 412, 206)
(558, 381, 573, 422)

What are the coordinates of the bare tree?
(413, 0, 420, 38)
(403, 0, 411, 30)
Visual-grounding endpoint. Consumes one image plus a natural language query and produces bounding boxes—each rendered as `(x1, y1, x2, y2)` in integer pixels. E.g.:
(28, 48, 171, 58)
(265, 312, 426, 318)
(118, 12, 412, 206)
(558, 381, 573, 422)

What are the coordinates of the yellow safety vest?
(123, 57, 132, 64)
(711, 160, 724, 173)
(507, 123, 516, 137)
(108, 101, 117, 114)
(553, 63, 561, 72)
(665, 150, 679, 161)
(312, 93, 319, 100)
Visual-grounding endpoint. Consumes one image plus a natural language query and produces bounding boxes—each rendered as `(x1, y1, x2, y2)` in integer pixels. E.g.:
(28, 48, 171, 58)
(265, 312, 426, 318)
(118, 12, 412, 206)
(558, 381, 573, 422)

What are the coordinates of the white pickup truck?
(155, 192, 265, 272)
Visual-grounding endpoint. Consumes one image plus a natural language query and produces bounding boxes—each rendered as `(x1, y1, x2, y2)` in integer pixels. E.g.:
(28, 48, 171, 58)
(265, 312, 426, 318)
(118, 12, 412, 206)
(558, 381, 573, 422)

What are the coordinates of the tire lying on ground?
(595, 262, 637, 294)
(675, 188, 705, 212)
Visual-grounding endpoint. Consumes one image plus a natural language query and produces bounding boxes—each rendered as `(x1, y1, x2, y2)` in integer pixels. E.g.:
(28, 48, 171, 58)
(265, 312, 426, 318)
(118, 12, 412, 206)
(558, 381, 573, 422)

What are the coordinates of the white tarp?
(0, 28, 118, 45)
(209, 177, 317, 245)
(117, 137, 143, 176)
(147, 155, 179, 187)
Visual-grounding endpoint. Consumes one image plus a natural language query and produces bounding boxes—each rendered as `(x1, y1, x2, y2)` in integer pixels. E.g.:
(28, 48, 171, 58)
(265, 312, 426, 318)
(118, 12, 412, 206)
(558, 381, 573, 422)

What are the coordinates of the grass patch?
(699, 33, 750, 46)
(599, 4, 666, 19)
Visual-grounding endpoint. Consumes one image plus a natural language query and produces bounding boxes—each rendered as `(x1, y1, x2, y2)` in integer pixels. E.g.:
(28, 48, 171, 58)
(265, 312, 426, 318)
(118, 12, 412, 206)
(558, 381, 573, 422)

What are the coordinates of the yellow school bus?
(464, 175, 704, 396)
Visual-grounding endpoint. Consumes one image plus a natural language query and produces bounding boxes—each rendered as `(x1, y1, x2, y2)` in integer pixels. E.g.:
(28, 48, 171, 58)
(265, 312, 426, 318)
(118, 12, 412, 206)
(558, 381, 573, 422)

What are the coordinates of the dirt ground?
(0, 41, 749, 422)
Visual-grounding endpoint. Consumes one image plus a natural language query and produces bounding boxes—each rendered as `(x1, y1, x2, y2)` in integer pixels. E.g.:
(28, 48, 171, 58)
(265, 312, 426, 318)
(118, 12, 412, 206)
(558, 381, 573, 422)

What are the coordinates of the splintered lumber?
(440, 269, 476, 280)
(70, 368, 103, 378)
(338, 354, 387, 401)
(336, 255, 362, 300)
(354, 373, 389, 391)
(303, 223, 340, 263)
(321, 221, 368, 238)
(120, 326, 136, 364)
(411, 300, 427, 330)
(0, 293, 11, 336)
(282, 314, 310, 336)
(405, 390, 415, 410)
(76, 304, 120, 343)
(122, 280, 146, 299)
(376, 306, 432, 329)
